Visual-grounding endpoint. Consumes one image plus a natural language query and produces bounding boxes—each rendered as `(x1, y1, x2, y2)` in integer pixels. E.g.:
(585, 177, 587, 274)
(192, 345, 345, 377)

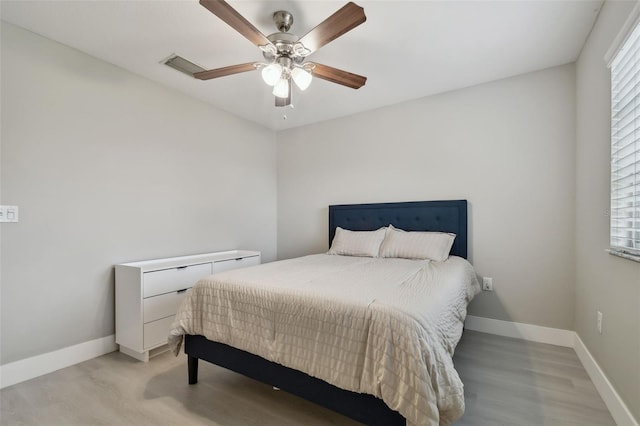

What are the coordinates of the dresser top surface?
(116, 250, 260, 272)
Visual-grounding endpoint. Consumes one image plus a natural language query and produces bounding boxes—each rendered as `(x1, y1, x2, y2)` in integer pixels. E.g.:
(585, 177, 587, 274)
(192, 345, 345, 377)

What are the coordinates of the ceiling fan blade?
(298, 2, 366, 54)
(193, 62, 256, 80)
(311, 63, 367, 89)
(200, 0, 271, 47)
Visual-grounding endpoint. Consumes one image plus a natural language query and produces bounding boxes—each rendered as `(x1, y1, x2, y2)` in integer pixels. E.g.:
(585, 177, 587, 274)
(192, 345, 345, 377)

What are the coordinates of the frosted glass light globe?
(291, 67, 312, 91)
(272, 78, 290, 98)
(261, 63, 283, 86)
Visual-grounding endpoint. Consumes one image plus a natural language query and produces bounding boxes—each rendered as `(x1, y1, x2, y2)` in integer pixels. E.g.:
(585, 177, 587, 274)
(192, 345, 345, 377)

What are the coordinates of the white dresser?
(115, 250, 261, 361)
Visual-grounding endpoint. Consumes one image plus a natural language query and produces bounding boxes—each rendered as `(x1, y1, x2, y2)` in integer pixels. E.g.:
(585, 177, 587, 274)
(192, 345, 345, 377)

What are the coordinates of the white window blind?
(610, 19, 640, 257)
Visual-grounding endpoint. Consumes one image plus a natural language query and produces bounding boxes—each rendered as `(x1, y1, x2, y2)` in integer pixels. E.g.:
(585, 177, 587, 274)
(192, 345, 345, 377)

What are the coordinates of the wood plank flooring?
(0, 331, 615, 425)
(453, 331, 615, 426)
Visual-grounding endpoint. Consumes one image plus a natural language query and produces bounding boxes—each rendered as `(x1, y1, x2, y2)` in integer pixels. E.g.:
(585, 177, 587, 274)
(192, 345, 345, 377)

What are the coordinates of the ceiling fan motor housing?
(265, 32, 299, 57)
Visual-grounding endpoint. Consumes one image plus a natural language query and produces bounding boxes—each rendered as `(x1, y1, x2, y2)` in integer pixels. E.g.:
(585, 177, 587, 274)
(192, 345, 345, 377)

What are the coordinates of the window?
(609, 14, 640, 259)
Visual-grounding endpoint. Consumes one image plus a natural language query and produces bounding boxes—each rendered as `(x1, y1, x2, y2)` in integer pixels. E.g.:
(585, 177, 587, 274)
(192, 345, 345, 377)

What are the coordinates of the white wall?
(575, 0, 640, 420)
(0, 23, 277, 365)
(277, 64, 577, 330)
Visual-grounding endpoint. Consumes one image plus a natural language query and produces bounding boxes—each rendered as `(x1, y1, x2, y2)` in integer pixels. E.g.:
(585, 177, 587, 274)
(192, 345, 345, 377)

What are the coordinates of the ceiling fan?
(193, 0, 367, 107)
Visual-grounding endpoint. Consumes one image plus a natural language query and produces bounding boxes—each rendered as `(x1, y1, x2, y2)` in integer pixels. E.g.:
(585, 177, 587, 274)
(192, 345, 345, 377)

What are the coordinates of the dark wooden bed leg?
(188, 355, 198, 384)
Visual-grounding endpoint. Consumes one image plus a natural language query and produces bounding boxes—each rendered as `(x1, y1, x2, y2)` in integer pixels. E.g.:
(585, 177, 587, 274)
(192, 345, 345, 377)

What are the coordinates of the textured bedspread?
(169, 254, 480, 426)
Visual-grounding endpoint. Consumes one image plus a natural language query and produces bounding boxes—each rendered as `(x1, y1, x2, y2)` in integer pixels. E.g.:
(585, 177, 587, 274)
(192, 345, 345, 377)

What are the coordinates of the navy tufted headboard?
(328, 200, 468, 259)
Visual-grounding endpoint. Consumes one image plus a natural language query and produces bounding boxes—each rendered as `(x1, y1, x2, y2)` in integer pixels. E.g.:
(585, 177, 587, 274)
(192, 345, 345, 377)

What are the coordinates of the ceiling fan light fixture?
(262, 63, 283, 86)
(291, 67, 312, 91)
(273, 78, 290, 98)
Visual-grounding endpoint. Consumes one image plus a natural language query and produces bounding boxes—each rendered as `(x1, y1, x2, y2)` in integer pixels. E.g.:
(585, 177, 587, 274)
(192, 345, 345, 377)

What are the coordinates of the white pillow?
(379, 225, 456, 261)
(327, 227, 387, 257)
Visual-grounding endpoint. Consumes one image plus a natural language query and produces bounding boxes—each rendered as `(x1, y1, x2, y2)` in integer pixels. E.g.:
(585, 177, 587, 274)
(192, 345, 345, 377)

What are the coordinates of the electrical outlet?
(597, 311, 603, 334)
(482, 277, 493, 291)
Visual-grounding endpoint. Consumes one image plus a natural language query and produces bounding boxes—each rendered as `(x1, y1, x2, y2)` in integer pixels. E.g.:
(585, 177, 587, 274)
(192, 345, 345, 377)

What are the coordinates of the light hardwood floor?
(0, 331, 615, 425)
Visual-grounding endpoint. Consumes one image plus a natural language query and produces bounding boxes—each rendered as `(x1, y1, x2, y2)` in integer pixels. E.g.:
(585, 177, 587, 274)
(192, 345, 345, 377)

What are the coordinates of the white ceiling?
(1, 0, 603, 131)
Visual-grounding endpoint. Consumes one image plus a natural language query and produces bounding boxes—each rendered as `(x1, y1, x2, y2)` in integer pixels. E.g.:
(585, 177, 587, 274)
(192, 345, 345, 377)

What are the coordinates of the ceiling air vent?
(163, 54, 205, 76)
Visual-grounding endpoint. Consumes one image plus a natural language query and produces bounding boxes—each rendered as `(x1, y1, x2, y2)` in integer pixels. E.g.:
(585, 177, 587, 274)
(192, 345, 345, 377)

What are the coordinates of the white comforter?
(169, 254, 480, 426)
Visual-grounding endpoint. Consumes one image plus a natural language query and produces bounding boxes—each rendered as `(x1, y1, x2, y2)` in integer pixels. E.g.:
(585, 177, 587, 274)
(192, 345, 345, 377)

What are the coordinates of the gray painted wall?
(277, 64, 577, 331)
(576, 0, 640, 419)
(0, 23, 277, 365)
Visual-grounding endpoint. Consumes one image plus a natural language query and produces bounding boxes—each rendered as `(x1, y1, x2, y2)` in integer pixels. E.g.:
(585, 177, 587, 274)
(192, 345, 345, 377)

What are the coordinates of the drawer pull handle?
(235, 258, 243, 261)
(176, 266, 188, 270)
(177, 288, 188, 294)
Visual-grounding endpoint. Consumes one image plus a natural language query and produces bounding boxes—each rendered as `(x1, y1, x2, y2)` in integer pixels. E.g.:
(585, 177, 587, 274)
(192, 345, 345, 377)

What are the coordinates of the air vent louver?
(164, 55, 205, 76)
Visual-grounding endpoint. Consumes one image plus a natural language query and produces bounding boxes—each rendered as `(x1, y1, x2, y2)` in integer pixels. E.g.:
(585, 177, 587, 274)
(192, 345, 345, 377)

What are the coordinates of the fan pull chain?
(283, 103, 294, 120)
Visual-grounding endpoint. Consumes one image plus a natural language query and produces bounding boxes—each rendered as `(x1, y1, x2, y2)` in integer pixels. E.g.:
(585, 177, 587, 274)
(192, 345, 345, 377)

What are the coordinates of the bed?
(169, 200, 480, 426)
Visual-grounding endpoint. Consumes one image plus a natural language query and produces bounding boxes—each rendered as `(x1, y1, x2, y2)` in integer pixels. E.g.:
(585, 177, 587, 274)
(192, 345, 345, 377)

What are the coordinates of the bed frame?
(185, 200, 468, 425)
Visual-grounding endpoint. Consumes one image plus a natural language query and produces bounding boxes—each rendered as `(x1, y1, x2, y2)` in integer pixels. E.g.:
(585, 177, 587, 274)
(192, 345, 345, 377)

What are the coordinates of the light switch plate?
(0, 205, 19, 222)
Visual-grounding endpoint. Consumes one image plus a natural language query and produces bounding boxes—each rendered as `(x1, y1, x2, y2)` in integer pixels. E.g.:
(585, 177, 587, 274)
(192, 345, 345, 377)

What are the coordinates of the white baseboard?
(574, 335, 639, 426)
(464, 315, 575, 347)
(465, 315, 638, 426)
(0, 335, 117, 389)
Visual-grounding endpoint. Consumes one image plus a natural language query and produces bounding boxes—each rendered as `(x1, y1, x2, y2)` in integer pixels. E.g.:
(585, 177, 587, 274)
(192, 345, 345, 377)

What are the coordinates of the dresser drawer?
(143, 316, 175, 349)
(143, 262, 212, 298)
(143, 289, 189, 323)
(213, 255, 260, 273)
